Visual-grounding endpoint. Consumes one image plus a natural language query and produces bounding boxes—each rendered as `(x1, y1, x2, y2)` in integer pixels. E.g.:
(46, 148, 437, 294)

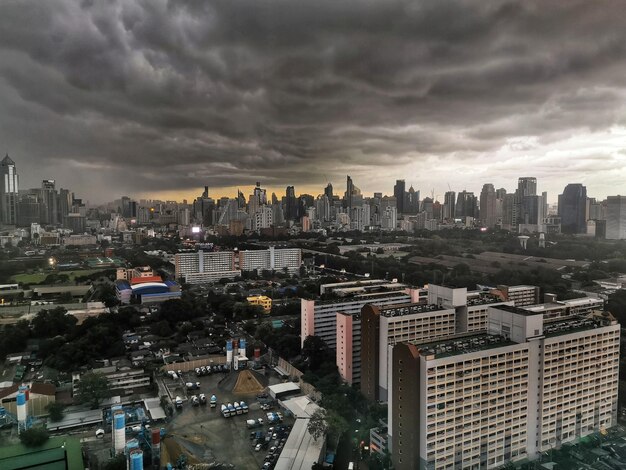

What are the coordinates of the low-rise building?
(247, 295, 272, 313)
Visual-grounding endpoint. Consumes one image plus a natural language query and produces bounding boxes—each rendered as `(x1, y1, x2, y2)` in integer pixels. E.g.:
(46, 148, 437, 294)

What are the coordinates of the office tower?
(271, 192, 278, 205)
(443, 191, 456, 220)
(0, 154, 19, 226)
(193, 186, 215, 225)
(480, 183, 497, 228)
(17, 193, 41, 226)
(541, 191, 548, 222)
(344, 175, 361, 211)
(558, 184, 587, 234)
(350, 205, 370, 232)
(606, 196, 626, 239)
(381, 206, 397, 230)
(517, 177, 537, 197)
(454, 191, 477, 219)
(394, 179, 406, 214)
(284, 186, 297, 220)
(254, 181, 267, 205)
(407, 186, 420, 214)
(324, 183, 333, 200)
(58, 188, 72, 222)
(391, 306, 619, 469)
(40, 179, 58, 225)
(315, 195, 331, 222)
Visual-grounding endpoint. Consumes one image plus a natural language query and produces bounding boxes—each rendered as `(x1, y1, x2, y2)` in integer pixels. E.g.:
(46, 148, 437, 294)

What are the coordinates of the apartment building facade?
(390, 305, 619, 470)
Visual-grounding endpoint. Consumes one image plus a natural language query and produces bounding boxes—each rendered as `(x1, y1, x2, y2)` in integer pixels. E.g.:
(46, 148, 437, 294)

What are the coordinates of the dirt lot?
(163, 367, 291, 469)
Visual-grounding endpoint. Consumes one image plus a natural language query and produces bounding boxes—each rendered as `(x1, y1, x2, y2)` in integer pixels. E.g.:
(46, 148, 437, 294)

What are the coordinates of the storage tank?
(151, 428, 161, 462)
(129, 448, 144, 470)
(239, 338, 246, 356)
(16, 392, 27, 426)
(226, 340, 233, 364)
(113, 410, 126, 453)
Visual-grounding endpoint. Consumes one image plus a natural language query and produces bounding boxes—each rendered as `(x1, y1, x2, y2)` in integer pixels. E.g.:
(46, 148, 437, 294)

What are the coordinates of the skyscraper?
(443, 191, 456, 220)
(0, 154, 18, 226)
(606, 196, 626, 240)
(40, 179, 58, 225)
(479, 183, 497, 228)
(394, 179, 406, 214)
(284, 186, 297, 220)
(345, 175, 354, 210)
(558, 184, 587, 234)
(324, 183, 333, 200)
(517, 177, 537, 197)
(455, 191, 477, 219)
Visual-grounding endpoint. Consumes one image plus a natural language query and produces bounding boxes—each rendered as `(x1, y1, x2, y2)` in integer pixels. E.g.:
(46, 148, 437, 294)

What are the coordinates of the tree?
(307, 409, 328, 441)
(75, 372, 110, 409)
(19, 426, 49, 447)
(307, 408, 348, 444)
(46, 402, 65, 422)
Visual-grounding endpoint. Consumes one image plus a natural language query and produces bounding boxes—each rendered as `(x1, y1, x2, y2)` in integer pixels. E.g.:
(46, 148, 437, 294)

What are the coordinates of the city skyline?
(1, 1, 626, 202)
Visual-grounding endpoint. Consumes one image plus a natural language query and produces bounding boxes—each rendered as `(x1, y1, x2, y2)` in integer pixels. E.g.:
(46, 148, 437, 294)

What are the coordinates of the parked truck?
(221, 404, 230, 418)
(210, 395, 217, 408)
(240, 401, 249, 413)
(175, 396, 183, 409)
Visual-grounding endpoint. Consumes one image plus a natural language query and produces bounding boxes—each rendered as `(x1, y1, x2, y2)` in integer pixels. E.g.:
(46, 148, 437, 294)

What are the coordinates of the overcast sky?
(1, 0, 626, 204)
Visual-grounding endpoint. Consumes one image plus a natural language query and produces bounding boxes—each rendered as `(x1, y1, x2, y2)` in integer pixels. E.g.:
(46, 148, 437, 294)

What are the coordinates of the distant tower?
(0, 154, 19, 226)
(539, 233, 546, 248)
(518, 235, 529, 250)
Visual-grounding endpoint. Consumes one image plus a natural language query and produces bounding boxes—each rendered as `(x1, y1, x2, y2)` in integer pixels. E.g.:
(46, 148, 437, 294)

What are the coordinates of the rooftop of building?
(315, 289, 411, 306)
(466, 292, 507, 306)
(378, 302, 448, 318)
(542, 312, 616, 338)
(504, 284, 538, 290)
(0, 436, 83, 470)
(414, 333, 516, 359)
(491, 304, 543, 316)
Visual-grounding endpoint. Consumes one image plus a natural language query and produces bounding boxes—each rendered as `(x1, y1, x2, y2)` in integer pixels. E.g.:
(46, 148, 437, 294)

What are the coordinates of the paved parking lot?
(163, 367, 293, 469)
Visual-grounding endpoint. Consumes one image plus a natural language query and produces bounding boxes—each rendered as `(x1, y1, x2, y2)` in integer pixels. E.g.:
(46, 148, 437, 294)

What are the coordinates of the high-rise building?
(284, 186, 297, 220)
(606, 196, 626, 240)
(406, 186, 420, 214)
(454, 191, 477, 219)
(344, 175, 354, 210)
(0, 154, 18, 226)
(40, 179, 58, 225)
(324, 183, 333, 200)
(558, 184, 587, 234)
(479, 183, 497, 228)
(394, 180, 406, 214)
(443, 191, 456, 220)
(517, 177, 537, 197)
(390, 306, 619, 469)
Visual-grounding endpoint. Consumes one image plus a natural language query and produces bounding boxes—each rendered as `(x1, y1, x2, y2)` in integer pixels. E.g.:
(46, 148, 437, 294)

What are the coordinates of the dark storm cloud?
(1, 0, 626, 200)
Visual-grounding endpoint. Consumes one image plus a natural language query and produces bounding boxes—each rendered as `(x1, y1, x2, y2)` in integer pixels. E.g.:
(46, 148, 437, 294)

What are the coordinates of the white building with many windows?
(390, 305, 619, 470)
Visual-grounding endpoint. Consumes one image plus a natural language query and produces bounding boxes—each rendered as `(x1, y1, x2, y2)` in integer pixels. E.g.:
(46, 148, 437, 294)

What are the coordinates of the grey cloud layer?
(1, 0, 625, 200)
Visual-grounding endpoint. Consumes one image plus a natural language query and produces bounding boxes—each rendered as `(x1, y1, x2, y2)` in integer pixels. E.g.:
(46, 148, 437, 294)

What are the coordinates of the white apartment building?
(238, 247, 301, 273)
(301, 285, 422, 349)
(174, 250, 240, 284)
(390, 305, 619, 470)
(496, 284, 540, 306)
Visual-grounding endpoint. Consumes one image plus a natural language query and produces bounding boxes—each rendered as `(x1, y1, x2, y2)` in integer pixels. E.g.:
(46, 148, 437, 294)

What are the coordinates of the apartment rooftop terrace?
(542, 313, 616, 338)
(413, 333, 516, 359)
(379, 302, 447, 318)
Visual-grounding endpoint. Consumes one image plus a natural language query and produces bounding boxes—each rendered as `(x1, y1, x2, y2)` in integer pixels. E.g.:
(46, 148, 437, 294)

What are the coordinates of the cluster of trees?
(299, 336, 386, 454)
(0, 307, 133, 371)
